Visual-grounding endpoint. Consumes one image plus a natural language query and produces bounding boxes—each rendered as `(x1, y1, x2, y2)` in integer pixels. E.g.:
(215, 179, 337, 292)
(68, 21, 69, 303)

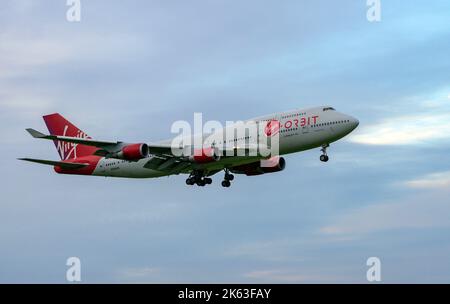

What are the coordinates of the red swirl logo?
(265, 120, 280, 137)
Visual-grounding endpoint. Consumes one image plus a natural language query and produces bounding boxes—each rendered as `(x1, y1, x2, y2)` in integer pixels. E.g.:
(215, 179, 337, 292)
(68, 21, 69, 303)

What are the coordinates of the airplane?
(19, 106, 359, 187)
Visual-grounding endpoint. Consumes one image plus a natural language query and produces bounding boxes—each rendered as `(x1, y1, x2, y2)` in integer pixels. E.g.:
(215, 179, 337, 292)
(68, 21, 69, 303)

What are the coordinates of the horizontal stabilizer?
(26, 128, 47, 138)
(18, 158, 89, 170)
(25, 128, 120, 148)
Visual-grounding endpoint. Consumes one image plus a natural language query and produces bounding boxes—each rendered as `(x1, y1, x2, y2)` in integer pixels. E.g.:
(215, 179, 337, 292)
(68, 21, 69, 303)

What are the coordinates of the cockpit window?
(323, 107, 335, 111)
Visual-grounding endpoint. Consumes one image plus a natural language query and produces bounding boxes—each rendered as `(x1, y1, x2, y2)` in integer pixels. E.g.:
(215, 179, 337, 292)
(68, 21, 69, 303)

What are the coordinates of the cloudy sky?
(1, 0, 449, 283)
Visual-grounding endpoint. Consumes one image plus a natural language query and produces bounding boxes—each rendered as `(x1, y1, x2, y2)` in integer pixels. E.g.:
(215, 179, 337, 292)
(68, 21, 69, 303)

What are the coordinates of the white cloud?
(0, 27, 147, 135)
(0, 88, 54, 111)
(224, 239, 305, 262)
(116, 267, 160, 282)
(0, 33, 70, 79)
(0, 29, 144, 80)
(243, 270, 343, 283)
(320, 190, 450, 237)
(4, 0, 37, 14)
(99, 202, 184, 224)
(404, 171, 450, 189)
(244, 270, 311, 283)
(350, 113, 450, 145)
(349, 91, 450, 145)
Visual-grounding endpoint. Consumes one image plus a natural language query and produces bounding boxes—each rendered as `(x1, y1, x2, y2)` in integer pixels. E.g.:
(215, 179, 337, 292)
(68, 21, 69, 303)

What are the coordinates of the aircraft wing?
(146, 143, 262, 157)
(221, 145, 261, 157)
(142, 143, 266, 174)
(146, 143, 179, 156)
(27, 128, 265, 157)
(25, 128, 267, 174)
(18, 158, 89, 170)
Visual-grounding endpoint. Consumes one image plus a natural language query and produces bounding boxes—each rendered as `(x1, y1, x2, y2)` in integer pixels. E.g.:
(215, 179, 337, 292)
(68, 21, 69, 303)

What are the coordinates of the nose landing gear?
(320, 144, 330, 162)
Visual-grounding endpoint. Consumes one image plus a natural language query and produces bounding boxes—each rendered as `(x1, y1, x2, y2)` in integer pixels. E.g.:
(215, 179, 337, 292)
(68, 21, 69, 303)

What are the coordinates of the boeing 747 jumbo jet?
(20, 106, 359, 187)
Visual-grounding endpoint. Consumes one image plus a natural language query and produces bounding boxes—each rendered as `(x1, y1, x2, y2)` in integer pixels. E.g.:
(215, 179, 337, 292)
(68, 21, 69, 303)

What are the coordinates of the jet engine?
(112, 143, 149, 161)
(231, 157, 286, 176)
(189, 147, 221, 164)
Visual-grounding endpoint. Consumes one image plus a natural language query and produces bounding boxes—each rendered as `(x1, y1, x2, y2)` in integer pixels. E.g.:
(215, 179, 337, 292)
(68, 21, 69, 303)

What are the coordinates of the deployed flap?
(18, 158, 89, 170)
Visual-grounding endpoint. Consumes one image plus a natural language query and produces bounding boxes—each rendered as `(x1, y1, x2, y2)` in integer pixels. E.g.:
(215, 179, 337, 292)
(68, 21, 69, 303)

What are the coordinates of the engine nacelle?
(231, 157, 286, 176)
(113, 143, 149, 161)
(189, 147, 221, 164)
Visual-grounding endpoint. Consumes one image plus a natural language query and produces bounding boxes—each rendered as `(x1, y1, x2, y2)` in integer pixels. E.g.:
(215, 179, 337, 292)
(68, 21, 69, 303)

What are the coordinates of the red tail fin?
(43, 113, 98, 160)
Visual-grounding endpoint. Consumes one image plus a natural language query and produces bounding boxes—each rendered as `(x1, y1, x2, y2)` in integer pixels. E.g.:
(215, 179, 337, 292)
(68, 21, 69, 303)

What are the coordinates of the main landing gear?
(186, 171, 212, 187)
(185, 169, 235, 188)
(320, 144, 330, 162)
(221, 169, 234, 188)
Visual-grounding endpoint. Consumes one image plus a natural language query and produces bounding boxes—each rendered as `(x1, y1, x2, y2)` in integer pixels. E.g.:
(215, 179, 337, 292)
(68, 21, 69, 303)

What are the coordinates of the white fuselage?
(91, 106, 359, 178)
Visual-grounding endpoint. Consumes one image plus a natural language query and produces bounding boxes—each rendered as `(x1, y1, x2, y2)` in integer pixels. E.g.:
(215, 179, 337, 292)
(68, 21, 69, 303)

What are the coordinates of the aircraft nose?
(344, 115, 359, 131)
(352, 117, 359, 129)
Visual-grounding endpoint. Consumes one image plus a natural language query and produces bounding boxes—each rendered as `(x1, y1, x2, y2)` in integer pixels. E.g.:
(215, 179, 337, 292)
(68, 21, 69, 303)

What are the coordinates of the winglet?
(26, 128, 48, 138)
